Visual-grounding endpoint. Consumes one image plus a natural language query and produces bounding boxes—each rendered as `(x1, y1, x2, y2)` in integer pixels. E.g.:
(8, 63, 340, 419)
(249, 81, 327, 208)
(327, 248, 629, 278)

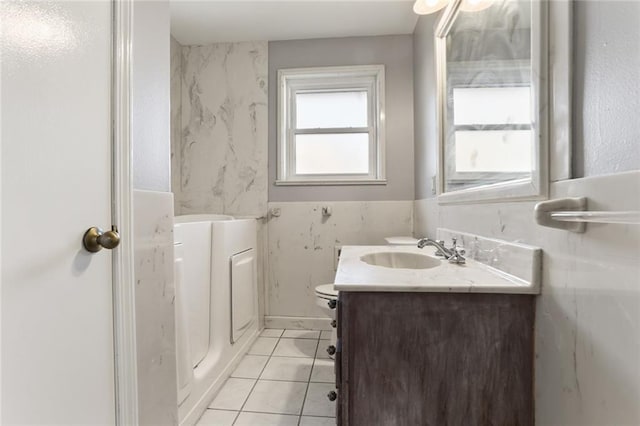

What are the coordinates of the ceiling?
(170, 1, 419, 45)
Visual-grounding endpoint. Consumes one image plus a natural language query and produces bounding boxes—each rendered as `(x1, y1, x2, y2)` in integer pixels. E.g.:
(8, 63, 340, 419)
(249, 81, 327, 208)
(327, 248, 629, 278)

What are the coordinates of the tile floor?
(196, 329, 336, 426)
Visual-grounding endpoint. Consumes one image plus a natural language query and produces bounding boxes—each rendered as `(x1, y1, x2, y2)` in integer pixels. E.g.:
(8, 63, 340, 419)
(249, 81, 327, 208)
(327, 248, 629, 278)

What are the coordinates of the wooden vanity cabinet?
(335, 292, 534, 426)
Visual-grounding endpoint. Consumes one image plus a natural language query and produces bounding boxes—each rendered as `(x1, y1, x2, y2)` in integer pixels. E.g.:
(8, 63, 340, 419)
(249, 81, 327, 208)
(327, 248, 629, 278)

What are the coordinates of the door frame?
(111, 0, 139, 424)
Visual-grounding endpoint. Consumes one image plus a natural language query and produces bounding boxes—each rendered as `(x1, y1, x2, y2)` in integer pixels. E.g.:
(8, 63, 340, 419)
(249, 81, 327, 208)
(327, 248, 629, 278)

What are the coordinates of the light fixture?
(412, 0, 494, 15)
(413, 0, 449, 15)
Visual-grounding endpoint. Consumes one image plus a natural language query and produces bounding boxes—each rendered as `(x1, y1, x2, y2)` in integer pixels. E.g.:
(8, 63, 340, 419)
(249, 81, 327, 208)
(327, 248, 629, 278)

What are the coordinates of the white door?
(1, 1, 116, 424)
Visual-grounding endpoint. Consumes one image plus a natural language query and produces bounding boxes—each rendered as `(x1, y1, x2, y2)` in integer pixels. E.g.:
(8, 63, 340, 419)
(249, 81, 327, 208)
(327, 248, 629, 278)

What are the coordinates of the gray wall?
(132, 0, 171, 192)
(268, 35, 415, 202)
(573, 0, 640, 177)
(413, 15, 438, 200)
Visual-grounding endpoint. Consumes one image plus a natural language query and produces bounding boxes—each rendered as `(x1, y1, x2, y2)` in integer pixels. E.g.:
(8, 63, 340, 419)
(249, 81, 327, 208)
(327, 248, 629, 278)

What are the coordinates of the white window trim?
(276, 65, 386, 186)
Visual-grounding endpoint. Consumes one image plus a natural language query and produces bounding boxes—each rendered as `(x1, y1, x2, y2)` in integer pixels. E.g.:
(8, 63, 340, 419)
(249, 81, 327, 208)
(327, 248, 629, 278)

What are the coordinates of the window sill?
(275, 179, 387, 187)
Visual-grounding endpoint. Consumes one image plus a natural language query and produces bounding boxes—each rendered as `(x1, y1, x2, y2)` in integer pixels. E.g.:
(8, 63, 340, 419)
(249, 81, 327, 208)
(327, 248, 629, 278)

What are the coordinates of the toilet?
(314, 237, 414, 358)
(314, 283, 339, 358)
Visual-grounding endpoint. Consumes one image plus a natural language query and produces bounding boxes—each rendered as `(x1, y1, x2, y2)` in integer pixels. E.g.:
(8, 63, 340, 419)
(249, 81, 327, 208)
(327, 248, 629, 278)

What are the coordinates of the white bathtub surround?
(175, 216, 261, 426)
(133, 190, 179, 425)
(266, 200, 413, 322)
(171, 40, 269, 329)
(195, 329, 336, 426)
(414, 171, 640, 424)
(176, 42, 268, 217)
(334, 245, 540, 294)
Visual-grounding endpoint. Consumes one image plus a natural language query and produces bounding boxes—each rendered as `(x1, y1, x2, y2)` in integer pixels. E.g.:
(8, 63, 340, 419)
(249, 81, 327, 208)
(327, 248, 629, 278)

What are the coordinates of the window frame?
(276, 65, 386, 186)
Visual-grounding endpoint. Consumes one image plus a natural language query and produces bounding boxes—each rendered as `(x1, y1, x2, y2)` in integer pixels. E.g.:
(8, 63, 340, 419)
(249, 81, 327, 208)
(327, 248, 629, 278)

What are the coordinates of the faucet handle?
(450, 238, 465, 255)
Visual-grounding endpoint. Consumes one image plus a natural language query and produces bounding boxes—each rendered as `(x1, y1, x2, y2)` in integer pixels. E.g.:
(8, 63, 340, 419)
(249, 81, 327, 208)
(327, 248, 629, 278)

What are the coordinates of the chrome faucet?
(417, 237, 466, 264)
(417, 238, 450, 256)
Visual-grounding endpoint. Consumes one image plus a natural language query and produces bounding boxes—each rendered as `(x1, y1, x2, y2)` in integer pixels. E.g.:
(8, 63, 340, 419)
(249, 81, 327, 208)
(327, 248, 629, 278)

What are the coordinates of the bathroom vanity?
(332, 245, 540, 426)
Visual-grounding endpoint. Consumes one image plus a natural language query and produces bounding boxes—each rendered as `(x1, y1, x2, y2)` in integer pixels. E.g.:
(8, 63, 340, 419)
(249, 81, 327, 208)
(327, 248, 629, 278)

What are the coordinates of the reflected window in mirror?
(436, 0, 554, 203)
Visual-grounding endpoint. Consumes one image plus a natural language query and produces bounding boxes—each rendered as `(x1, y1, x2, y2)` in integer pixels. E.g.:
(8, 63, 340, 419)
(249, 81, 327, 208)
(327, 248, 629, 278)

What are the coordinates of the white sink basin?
(360, 252, 441, 270)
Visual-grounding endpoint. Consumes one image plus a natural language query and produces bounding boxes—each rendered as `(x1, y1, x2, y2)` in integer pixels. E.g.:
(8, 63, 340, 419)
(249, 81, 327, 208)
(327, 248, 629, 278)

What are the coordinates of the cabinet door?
(336, 295, 343, 423)
(341, 292, 534, 426)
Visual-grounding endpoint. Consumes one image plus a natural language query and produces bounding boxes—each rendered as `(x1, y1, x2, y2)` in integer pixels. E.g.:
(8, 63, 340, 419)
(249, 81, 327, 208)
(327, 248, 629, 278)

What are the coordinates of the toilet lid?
(315, 284, 338, 297)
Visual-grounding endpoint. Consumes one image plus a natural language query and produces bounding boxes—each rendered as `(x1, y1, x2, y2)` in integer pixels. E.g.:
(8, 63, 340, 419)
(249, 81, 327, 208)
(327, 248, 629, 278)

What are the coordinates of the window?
(452, 85, 533, 174)
(443, 59, 535, 192)
(277, 65, 386, 185)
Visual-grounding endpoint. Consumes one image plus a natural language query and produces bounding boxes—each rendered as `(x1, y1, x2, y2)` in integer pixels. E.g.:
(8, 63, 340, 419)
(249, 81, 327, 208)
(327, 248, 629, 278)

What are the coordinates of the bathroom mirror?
(436, 0, 548, 203)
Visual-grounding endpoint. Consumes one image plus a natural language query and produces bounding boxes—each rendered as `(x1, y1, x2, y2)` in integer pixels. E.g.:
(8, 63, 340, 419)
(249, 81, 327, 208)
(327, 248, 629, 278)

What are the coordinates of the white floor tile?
(231, 355, 269, 379)
(310, 359, 334, 383)
(261, 356, 314, 382)
(300, 416, 337, 426)
(261, 328, 285, 338)
(315, 340, 331, 359)
(234, 412, 299, 426)
(248, 337, 279, 356)
(273, 338, 318, 358)
(196, 409, 237, 426)
(302, 383, 336, 417)
(320, 330, 333, 340)
(208, 378, 255, 410)
(282, 329, 321, 339)
(243, 380, 308, 415)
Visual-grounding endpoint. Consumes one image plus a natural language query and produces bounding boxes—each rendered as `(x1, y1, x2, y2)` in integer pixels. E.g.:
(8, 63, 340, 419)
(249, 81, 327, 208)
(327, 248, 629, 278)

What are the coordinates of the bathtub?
(174, 214, 260, 426)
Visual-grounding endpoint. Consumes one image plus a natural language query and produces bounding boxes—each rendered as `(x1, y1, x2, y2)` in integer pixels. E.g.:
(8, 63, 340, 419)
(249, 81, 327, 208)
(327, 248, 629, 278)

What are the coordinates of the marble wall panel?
(414, 171, 640, 424)
(133, 190, 178, 425)
(170, 36, 182, 213)
(266, 200, 414, 318)
(177, 42, 268, 217)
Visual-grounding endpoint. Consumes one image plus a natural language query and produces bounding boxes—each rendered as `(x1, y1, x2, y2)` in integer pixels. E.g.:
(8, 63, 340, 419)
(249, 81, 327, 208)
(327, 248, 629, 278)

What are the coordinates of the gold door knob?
(83, 226, 120, 253)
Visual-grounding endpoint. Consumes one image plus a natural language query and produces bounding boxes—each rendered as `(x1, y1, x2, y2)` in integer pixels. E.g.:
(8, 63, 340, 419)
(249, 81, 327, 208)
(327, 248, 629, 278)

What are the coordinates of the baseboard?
(265, 316, 332, 330)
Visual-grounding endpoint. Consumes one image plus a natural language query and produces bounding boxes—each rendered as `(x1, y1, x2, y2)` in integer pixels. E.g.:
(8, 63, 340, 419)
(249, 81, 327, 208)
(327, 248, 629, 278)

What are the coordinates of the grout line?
(252, 377, 313, 383)
(279, 337, 321, 340)
(270, 355, 316, 358)
(217, 330, 329, 426)
(232, 335, 281, 425)
(297, 335, 321, 425)
(237, 409, 304, 415)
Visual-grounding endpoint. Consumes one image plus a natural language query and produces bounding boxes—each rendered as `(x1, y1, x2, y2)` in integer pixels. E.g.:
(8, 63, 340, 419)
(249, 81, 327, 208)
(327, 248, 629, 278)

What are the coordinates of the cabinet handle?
(327, 345, 336, 356)
(331, 319, 337, 328)
(327, 391, 337, 401)
(328, 299, 337, 309)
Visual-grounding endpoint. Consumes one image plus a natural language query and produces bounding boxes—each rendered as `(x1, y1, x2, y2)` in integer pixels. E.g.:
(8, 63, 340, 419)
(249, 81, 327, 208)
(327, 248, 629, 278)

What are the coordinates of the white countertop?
(334, 245, 540, 294)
